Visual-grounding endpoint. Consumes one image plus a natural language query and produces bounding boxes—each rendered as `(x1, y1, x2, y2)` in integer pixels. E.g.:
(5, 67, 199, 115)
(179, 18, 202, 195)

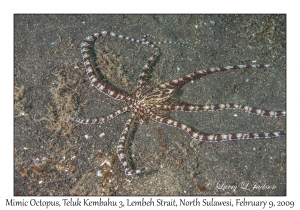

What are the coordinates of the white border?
(2, 0, 298, 209)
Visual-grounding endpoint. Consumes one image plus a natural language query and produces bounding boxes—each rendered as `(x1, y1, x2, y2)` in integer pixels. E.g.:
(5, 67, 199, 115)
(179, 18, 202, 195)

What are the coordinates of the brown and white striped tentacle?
(81, 31, 154, 101)
(142, 34, 194, 49)
(134, 33, 192, 98)
(75, 106, 129, 125)
(117, 113, 146, 175)
(155, 102, 286, 118)
(150, 113, 286, 142)
(134, 34, 195, 99)
(154, 64, 271, 91)
(134, 48, 160, 99)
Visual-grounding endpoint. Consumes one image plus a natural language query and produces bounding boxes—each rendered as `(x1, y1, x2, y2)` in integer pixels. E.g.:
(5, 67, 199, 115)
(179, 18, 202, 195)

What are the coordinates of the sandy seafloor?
(14, 14, 286, 195)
